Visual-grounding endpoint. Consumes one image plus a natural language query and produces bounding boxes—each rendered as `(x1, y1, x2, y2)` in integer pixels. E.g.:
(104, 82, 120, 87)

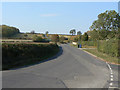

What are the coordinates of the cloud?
(40, 14, 57, 17)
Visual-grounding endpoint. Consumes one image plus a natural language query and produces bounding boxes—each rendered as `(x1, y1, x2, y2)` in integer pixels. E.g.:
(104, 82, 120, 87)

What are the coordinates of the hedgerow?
(2, 43, 59, 70)
(97, 40, 119, 57)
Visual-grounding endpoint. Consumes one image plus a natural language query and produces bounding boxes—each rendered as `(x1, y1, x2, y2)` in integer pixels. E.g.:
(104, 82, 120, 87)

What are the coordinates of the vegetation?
(30, 30, 35, 34)
(89, 10, 120, 40)
(83, 49, 119, 64)
(32, 35, 43, 42)
(97, 40, 119, 57)
(2, 43, 59, 70)
(80, 10, 120, 64)
(59, 36, 65, 43)
(81, 32, 88, 41)
(45, 31, 49, 37)
(51, 34, 59, 43)
(0, 25, 20, 38)
(70, 29, 76, 35)
(81, 41, 97, 47)
(77, 31, 82, 35)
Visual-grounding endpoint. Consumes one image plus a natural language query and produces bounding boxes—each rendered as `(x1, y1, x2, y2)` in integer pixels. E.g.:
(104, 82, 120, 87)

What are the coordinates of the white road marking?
(111, 78, 113, 81)
(106, 62, 116, 88)
(110, 75, 113, 78)
(110, 83, 113, 86)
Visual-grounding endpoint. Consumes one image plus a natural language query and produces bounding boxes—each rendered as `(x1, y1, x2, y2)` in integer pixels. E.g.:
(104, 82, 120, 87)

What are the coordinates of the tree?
(90, 10, 120, 40)
(81, 32, 88, 41)
(89, 29, 99, 40)
(77, 31, 82, 41)
(30, 30, 35, 34)
(77, 31, 82, 35)
(51, 34, 59, 43)
(45, 31, 49, 37)
(70, 29, 76, 35)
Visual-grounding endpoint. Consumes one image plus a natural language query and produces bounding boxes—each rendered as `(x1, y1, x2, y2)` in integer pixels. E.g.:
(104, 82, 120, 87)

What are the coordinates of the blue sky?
(2, 2, 118, 34)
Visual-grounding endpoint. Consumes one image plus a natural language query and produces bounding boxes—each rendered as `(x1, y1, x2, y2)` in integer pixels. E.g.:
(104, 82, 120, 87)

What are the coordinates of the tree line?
(69, 10, 120, 42)
(89, 10, 120, 40)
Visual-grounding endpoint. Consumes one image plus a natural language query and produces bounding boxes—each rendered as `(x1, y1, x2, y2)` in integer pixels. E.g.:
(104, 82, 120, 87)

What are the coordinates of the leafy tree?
(90, 10, 120, 40)
(70, 29, 76, 35)
(89, 29, 99, 40)
(30, 30, 35, 34)
(51, 34, 59, 43)
(82, 32, 88, 41)
(77, 31, 82, 35)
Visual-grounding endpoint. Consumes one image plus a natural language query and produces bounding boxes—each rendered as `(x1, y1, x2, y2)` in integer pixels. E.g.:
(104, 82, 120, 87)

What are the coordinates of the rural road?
(2, 44, 119, 88)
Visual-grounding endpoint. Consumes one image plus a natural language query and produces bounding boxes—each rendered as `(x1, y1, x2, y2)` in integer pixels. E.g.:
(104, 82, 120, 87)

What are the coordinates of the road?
(2, 44, 119, 88)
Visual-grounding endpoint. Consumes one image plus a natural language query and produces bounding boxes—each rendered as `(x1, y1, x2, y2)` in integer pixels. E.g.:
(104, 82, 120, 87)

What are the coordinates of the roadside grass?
(70, 43, 78, 48)
(81, 45, 96, 48)
(83, 48, 120, 64)
(70, 43, 96, 48)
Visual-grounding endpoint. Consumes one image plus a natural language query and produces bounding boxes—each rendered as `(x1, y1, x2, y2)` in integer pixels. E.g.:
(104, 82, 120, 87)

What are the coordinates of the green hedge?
(81, 41, 97, 46)
(2, 43, 59, 70)
(97, 40, 119, 57)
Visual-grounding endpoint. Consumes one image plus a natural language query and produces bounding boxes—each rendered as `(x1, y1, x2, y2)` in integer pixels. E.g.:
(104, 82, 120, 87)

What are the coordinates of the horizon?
(2, 2, 118, 34)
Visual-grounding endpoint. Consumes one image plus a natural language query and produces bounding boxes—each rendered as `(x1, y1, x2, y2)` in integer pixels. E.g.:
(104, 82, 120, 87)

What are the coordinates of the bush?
(97, 40, 119, 57)
(1, 25, 20, 37)
(32, 35, 43, 42)
(81, 33, 88, 41)
(2, 43, 59, 70)
(51, 34, 59, 43)
(81, 41, 97, 46)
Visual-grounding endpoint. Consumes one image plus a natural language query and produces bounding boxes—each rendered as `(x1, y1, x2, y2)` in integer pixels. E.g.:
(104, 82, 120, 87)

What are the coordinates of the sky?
(2, 2, 118, 34)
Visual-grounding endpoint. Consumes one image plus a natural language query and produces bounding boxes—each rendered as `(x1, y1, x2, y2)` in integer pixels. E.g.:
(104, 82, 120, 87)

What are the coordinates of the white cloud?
(40, 14, 57, 17)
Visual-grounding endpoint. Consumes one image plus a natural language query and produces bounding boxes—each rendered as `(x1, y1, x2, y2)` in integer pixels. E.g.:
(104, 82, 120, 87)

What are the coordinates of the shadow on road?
(10, 46, 63, 70)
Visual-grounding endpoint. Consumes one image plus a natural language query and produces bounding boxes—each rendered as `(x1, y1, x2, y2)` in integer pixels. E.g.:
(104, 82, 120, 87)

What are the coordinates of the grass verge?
(69, 43, 78, 48)
(83, 48, 120, 65)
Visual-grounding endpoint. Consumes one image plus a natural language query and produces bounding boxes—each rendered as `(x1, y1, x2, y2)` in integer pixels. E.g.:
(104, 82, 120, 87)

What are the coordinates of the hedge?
(2, 43, 59, 70)
(81, 41, 97, 46)
(97, 40, 119, 57)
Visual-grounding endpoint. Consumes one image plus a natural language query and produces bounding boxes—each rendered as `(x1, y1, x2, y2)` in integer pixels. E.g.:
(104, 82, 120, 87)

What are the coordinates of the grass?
(70, 43, 78, 48)
(81, 45, 96, 48)
(70, 43, 96, 48)
(83, 48, 120, 64)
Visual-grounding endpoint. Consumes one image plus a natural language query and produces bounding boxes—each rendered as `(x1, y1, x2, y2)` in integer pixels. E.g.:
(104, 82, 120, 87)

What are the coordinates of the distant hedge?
(2, 43, 59, 70)
(97, 40, 119, 57)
